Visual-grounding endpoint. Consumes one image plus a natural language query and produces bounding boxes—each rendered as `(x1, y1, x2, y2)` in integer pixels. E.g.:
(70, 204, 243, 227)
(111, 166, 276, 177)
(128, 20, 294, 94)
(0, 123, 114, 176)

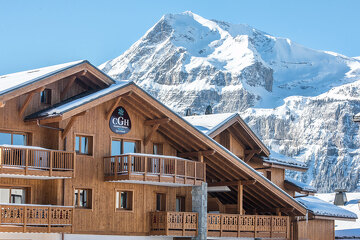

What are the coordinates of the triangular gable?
(0, 60, 115, 104)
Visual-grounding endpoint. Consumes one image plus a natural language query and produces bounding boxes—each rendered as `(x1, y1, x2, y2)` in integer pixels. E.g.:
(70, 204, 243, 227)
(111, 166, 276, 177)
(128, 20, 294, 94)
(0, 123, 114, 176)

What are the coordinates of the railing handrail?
(0, 203, 74, 208)
(0, 145, 74, 155)
(104, 153, 192, 161)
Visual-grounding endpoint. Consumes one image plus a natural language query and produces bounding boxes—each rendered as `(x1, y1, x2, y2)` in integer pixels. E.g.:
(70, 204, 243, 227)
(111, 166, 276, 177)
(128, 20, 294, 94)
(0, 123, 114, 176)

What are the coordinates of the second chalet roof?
(25, 81, 131, 120)
(296, 195, 357, 220)
(262, 151, 308, 171)
(285, 177, 317, 193)
(354, 112, 360, 122)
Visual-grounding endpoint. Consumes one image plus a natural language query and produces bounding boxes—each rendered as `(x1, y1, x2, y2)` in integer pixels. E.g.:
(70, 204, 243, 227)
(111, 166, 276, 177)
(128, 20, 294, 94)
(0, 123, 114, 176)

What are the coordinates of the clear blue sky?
(1, 0, 359, 75)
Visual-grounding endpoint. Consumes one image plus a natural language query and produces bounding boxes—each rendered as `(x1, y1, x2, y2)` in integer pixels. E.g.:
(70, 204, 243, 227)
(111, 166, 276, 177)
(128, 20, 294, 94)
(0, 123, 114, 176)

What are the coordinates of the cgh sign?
(109, 106, 131, 134)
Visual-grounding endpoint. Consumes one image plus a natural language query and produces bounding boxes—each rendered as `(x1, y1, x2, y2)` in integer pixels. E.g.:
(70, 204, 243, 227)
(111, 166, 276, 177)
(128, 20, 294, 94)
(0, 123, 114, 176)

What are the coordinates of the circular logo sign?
(109, 106, 131, 134)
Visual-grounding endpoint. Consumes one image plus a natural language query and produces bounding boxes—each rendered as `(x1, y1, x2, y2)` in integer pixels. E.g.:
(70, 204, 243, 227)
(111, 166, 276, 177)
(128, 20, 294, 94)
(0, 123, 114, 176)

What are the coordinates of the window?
(111, 139, 138, 155)
(115, 190, 133, 211)
(40, 89, 52, 104)
(0, 187, 26, 204)
(266, 171, 272, 181)
(153, 143, 163, 155)
(0, 131, 27, 145)
(156, 193, 166, 211)
(75, 135, 93, 155)
(176, 196, 185, 212)
(74, 189, 92, 209)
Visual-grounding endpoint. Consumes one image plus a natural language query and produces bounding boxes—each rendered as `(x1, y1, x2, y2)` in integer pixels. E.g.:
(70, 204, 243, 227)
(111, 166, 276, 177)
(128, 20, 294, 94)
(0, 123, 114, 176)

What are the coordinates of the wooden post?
(73, 152, 76, 178)
(270, 216, 273, 238)
(49, 151, 53, 177)
(159, 158, 162, 182)
(0, 147, 2, 173)
(114, 157, 119, 177)
(286, 216, 290, 239)
(194, 162, 197, 185)
(220, 214, 223, 237)
(165, 212, 169, 236)
(48, 207, 52, 232)
(182, 212, 186, 236)
(237, 183, 243, 215)
(174, 158, 177, 183)
(23, 206, 27, 233)
(237, 215, 240, 237)
(127, 155, 132, 178)
(184, 161, 187, 184)
(254, 215, 257, 238)
(25, 149, 29, 175)
(144, 156, 147, 181)
(203, 163, 206, 182)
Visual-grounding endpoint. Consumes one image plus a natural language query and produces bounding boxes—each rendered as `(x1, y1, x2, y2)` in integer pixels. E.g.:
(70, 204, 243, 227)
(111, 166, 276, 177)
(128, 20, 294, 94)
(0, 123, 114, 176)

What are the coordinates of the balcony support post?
(237, 183, 243, 215)
(192, 182, 207, 240)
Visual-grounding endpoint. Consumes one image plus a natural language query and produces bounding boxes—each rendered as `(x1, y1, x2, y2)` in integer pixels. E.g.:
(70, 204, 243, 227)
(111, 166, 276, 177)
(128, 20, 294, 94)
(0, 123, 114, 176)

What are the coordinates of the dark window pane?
(0, 133, 11, 145)
(120, 192, 128, 209)
(13, 134, 26, 146)
(123, 141, 136, 154)
(81, 137, 88, 154)
(111, 140, 121, 155)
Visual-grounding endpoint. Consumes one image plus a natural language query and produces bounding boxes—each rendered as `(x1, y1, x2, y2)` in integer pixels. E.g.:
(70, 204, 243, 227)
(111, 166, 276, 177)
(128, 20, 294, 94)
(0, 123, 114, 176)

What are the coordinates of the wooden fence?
(150, 211, 198, 236)
(0, 146, 75, 177)
(0, 204, 73, 233)
(207, 214, 290, 239)
(104, 154, 205, 185)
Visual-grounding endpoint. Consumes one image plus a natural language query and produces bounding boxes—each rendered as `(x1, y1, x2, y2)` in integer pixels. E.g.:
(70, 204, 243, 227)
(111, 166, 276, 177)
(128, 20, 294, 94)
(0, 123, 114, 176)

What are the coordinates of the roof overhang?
(264, 161, 308, 172)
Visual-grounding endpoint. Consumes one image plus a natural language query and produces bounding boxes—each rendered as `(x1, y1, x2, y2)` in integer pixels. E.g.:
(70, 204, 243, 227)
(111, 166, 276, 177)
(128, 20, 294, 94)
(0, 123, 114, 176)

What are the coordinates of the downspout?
(37, 120, 64, 132)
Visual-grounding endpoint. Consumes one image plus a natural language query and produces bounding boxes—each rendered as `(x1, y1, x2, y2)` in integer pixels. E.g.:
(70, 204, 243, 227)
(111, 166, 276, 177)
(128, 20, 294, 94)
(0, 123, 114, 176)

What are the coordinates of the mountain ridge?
(100, 12, 360, 192)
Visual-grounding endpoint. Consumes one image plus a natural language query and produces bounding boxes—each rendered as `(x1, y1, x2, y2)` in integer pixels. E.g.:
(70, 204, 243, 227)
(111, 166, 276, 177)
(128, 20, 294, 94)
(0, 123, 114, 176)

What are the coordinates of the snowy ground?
(317, 193, 360, 239)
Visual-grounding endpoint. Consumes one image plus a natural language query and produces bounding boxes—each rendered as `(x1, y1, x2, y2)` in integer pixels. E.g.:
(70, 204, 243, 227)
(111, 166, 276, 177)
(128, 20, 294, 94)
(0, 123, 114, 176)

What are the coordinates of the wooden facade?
(1, 60, 339, 240)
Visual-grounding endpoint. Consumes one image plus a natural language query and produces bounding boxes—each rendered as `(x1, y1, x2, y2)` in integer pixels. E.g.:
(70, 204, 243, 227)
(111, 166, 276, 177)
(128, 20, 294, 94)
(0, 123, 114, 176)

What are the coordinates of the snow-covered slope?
(100, 12, 360, 192)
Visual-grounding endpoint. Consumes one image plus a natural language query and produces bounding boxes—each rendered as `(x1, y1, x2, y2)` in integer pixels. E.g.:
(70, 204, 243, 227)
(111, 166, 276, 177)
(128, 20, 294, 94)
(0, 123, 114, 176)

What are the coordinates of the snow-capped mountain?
(100, 12, 360, 192)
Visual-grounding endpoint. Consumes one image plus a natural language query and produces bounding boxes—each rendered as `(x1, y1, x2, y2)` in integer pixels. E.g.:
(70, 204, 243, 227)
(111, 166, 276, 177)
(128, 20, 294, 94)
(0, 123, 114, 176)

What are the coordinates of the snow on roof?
(317, 193, 360, 238)
(263, 150, 308, 170)
(184, 112, 237, 134)
(285, 177, 317, 193)
(0, 60, 86, 96)
(25, 80, 131, 119)
(354, 112, 360, 122)
(296, 195, 357, 219)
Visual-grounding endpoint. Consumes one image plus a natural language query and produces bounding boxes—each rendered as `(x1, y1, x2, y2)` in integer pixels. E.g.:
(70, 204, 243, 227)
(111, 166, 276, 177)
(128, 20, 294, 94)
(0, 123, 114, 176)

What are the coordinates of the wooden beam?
(61, 111, 86, 139)
(60, 76, 77, 100)
(19, 87, 45, 117)
(144, 118, 170, 126)
(178, 150, 215, 158)
(208, 180, 256, 187)
(105, 96, 122, 120)
(238, 183, 243, 214)
(144, 124, 160, 146)
(244, 149, 262, 155)
(244, 152, 255, 163)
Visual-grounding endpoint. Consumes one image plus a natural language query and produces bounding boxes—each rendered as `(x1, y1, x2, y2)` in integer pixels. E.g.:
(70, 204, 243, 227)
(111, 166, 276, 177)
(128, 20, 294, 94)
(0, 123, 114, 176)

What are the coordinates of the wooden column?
(238, 183, 243, 215)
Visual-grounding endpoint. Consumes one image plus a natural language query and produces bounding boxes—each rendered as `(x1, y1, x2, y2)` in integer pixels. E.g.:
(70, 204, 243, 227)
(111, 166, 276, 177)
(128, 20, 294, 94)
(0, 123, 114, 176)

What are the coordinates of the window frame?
(110, 137, 141, 156)
(40, 88, 52, 105)
(0, 130, 29, 146)
(115, 189, 134, 212)
(153, 143, 163, 155)
(0, 186, 30, 204)
(155, 192, 167, 212)
(74, 188, 93, 210)
(74, 134, 94, 156)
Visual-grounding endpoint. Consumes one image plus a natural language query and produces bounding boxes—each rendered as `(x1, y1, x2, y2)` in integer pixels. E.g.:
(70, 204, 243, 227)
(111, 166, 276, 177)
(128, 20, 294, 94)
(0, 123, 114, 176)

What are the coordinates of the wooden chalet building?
(0, 60, 356, 240)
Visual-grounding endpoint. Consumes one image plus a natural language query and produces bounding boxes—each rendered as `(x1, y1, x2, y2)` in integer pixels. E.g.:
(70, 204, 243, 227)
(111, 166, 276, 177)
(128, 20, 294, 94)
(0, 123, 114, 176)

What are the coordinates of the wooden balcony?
(104, 153, 205, 186)
(207, 214, 290, 239)
(150, 211, 198, 237)
(0, 145, 75, 178)
(0, 204, 73, 233)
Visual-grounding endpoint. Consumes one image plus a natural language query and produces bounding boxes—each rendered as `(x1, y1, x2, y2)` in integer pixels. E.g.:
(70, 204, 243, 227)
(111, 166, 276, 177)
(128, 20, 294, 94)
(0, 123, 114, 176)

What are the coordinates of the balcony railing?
(0, 145, 75, 178)
(150, 211, 198, 237)
(0, 204, 73, 233)
(104, 153, 205, 185)
(207, 214, 290, 239)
